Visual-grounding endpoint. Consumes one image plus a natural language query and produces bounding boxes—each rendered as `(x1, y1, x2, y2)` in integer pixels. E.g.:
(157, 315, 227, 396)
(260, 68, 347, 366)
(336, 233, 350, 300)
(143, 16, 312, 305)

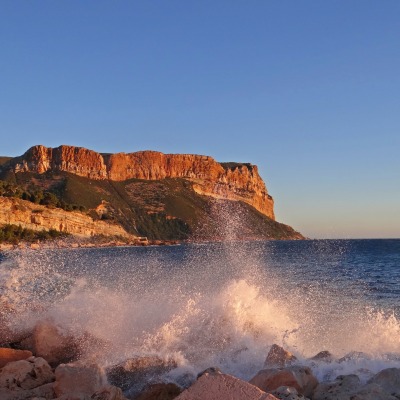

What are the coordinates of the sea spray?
(0, 239, 400, 387)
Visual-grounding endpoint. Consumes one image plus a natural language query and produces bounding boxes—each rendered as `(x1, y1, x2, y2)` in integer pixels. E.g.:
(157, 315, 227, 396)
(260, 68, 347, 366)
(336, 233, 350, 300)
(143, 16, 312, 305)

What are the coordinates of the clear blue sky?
(1, 1, 399, 238)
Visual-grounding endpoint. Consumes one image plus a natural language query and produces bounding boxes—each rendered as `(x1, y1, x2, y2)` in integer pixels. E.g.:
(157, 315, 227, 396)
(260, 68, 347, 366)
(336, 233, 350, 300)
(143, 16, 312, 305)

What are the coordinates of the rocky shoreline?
(0, 320, 399, 400)
(0, 238, 180, 252)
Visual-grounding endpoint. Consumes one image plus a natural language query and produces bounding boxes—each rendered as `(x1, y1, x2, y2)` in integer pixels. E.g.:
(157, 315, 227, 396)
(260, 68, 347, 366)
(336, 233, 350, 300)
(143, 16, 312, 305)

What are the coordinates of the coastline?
(0, 238, 180, 252)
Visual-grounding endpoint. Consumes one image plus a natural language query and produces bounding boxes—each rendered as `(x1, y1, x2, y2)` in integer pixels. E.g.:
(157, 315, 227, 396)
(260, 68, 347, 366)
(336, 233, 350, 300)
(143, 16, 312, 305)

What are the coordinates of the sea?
(1, 239, 399, 388)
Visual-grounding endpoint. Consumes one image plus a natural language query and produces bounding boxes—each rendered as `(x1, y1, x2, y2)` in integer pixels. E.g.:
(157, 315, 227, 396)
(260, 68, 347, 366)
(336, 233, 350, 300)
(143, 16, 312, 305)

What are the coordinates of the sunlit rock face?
(9, 145, 275, 220)
(0, 196, 133, 238)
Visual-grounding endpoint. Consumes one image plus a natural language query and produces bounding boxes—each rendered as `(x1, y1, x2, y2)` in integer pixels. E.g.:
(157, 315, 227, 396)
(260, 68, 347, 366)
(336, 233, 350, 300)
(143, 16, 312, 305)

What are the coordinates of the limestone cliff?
(0, 197, 133, 239)
(7, 145, 275, 220)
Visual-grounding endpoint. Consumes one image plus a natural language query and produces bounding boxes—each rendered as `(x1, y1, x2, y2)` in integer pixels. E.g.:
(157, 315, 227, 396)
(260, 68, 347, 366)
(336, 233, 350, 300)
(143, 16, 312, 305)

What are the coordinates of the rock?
(92, 385, 128, 400)
(32, 320, 79, 367)
(271, 386, 308, 400)
(0, 382, 55, 400)
(0, 196, 132, 240)
(10, 145, 276, 220)
(0, 348, 33, 368)
(54, 362, 106, 398)
(351, 383, 398, 400)
(309, 351, 334, 363)
(134, 383, 182, 400)
(368, 368, 400, 396)
(249, 366, 318, 397)
(338, 351, 371, 363)
(264, 345, 297, 368)
(0, 357, 54, 390)
(312, 374, 361, 400)
(197, 367, 222, 378)
(175, 372, 278, 399)
(106, 356, 177, 392)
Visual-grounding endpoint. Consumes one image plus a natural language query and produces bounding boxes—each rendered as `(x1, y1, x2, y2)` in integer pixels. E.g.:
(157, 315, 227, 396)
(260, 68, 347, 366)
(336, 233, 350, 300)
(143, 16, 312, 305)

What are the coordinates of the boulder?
(264, 345, 297, 368)
(338, 351, 371, 363)
(249, 366, 318, 397)
(309, 351, 334, 363)
(351, 383, 398, 400)
(92, 385, 128, 400)
(0, 348, 33, 368)
(368, 368, 400, 397)
(271, 386, 308, 400)
(106, 356, 177, 392)
(32, 320, 79, 367)
(175, 372, 278, 400)
(0, 382, 55, 400)
(135, 383, 182, 400)
(312, 374, 361, 400)
(54, 362, 106, 398)
(0, 357, 54, 390)
(197, 367, 222, 378)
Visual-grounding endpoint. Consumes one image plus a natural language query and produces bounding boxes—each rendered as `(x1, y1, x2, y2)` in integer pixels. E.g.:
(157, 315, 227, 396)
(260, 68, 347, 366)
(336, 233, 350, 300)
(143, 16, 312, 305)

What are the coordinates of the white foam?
(1, 244, 399, 383)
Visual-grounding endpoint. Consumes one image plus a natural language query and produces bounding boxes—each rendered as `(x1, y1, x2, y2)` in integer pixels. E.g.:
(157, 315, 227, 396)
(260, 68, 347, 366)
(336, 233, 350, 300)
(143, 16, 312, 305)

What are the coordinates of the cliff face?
(0, 197, 133, 239)
(8, 145, 275, 220)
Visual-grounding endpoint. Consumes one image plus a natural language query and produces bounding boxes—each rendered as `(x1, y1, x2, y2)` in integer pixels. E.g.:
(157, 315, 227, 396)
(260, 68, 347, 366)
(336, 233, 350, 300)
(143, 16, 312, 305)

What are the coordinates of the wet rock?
(106, 356, 177, 392)
(92, 385, 128, 400)
(54, 362, 106, 398)
(338, 351, 371, 363)
(250, 366, 318, 397)
(271, 386, 308, 400)
(264, 345, 297, 368)
(134, 383, 182, 400)
(351, 383, 398, 400)
(310, 351, 334, 363)
(197, 367, 222, 378)
(368, 368, 400, 397)
(33, 320, 79, 367)
(175, 372, 278, 399)
(0, 348, 33, 368)
(0, 357, 55, 390)
(312, 374, 361, 400)
(0, 382, 55, 400)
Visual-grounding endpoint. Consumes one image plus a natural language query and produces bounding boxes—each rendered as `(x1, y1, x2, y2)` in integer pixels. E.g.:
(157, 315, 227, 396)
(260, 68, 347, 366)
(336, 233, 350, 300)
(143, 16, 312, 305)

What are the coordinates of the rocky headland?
(6, 145, 275, 219)
(0, 145, 303, 245)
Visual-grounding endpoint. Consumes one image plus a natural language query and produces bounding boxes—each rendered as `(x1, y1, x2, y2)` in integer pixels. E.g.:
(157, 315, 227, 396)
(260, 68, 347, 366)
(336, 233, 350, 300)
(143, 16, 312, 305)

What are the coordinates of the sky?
(1, 1, 399, 239)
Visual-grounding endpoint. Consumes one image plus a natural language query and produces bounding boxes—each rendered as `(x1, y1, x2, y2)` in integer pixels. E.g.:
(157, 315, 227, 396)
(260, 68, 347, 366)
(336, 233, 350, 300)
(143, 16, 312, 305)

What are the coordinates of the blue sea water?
(1, 239, 399, 384)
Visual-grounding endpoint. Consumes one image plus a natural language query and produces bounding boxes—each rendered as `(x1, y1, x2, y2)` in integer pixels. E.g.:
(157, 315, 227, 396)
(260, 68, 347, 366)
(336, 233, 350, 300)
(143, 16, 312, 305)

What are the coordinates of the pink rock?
(0, 357, 54, 390)
(313, 374, 361, 400)
(54, 362, 106, 398)
(309, 351, 334, 363)
(351, 383, 398, 400)
(368, 367, 400, 396)
(0, 382, 55, 400)
(135, 383, 181, 400)
(92, 385, 128, 400)
(175, 372, 278, 400)
(33, 320, 78, 367)
(106, 355, 177, 392)
(264, 344, 297, 368)
(0, 348, 33, 368)
(249, 366, 318, 397)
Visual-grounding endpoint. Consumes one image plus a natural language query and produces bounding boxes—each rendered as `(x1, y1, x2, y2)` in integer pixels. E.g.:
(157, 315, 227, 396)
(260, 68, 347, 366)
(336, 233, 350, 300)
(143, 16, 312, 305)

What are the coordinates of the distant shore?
(0, 238, 180, 252)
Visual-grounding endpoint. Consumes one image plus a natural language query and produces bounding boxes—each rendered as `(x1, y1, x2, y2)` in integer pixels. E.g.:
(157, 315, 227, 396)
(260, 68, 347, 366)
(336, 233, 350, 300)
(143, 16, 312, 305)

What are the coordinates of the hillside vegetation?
(0, 170, 303, 241)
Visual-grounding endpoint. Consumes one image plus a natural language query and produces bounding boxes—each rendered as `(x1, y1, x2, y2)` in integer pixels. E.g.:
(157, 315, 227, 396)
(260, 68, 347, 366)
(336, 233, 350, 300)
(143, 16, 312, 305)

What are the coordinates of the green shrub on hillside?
(0, 224, 68, 244)
(0, 180, 85, 212)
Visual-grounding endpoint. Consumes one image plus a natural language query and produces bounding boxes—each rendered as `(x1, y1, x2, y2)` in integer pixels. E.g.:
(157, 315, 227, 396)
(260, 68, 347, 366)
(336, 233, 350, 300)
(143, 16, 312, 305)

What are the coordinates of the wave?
(1, 243, 400, 385)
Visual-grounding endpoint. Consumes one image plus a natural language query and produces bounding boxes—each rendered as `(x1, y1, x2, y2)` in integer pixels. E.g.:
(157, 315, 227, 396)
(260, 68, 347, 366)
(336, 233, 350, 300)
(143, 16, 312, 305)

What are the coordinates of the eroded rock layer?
(0, 197, 133, 239)
(8, 145, 275, 220)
